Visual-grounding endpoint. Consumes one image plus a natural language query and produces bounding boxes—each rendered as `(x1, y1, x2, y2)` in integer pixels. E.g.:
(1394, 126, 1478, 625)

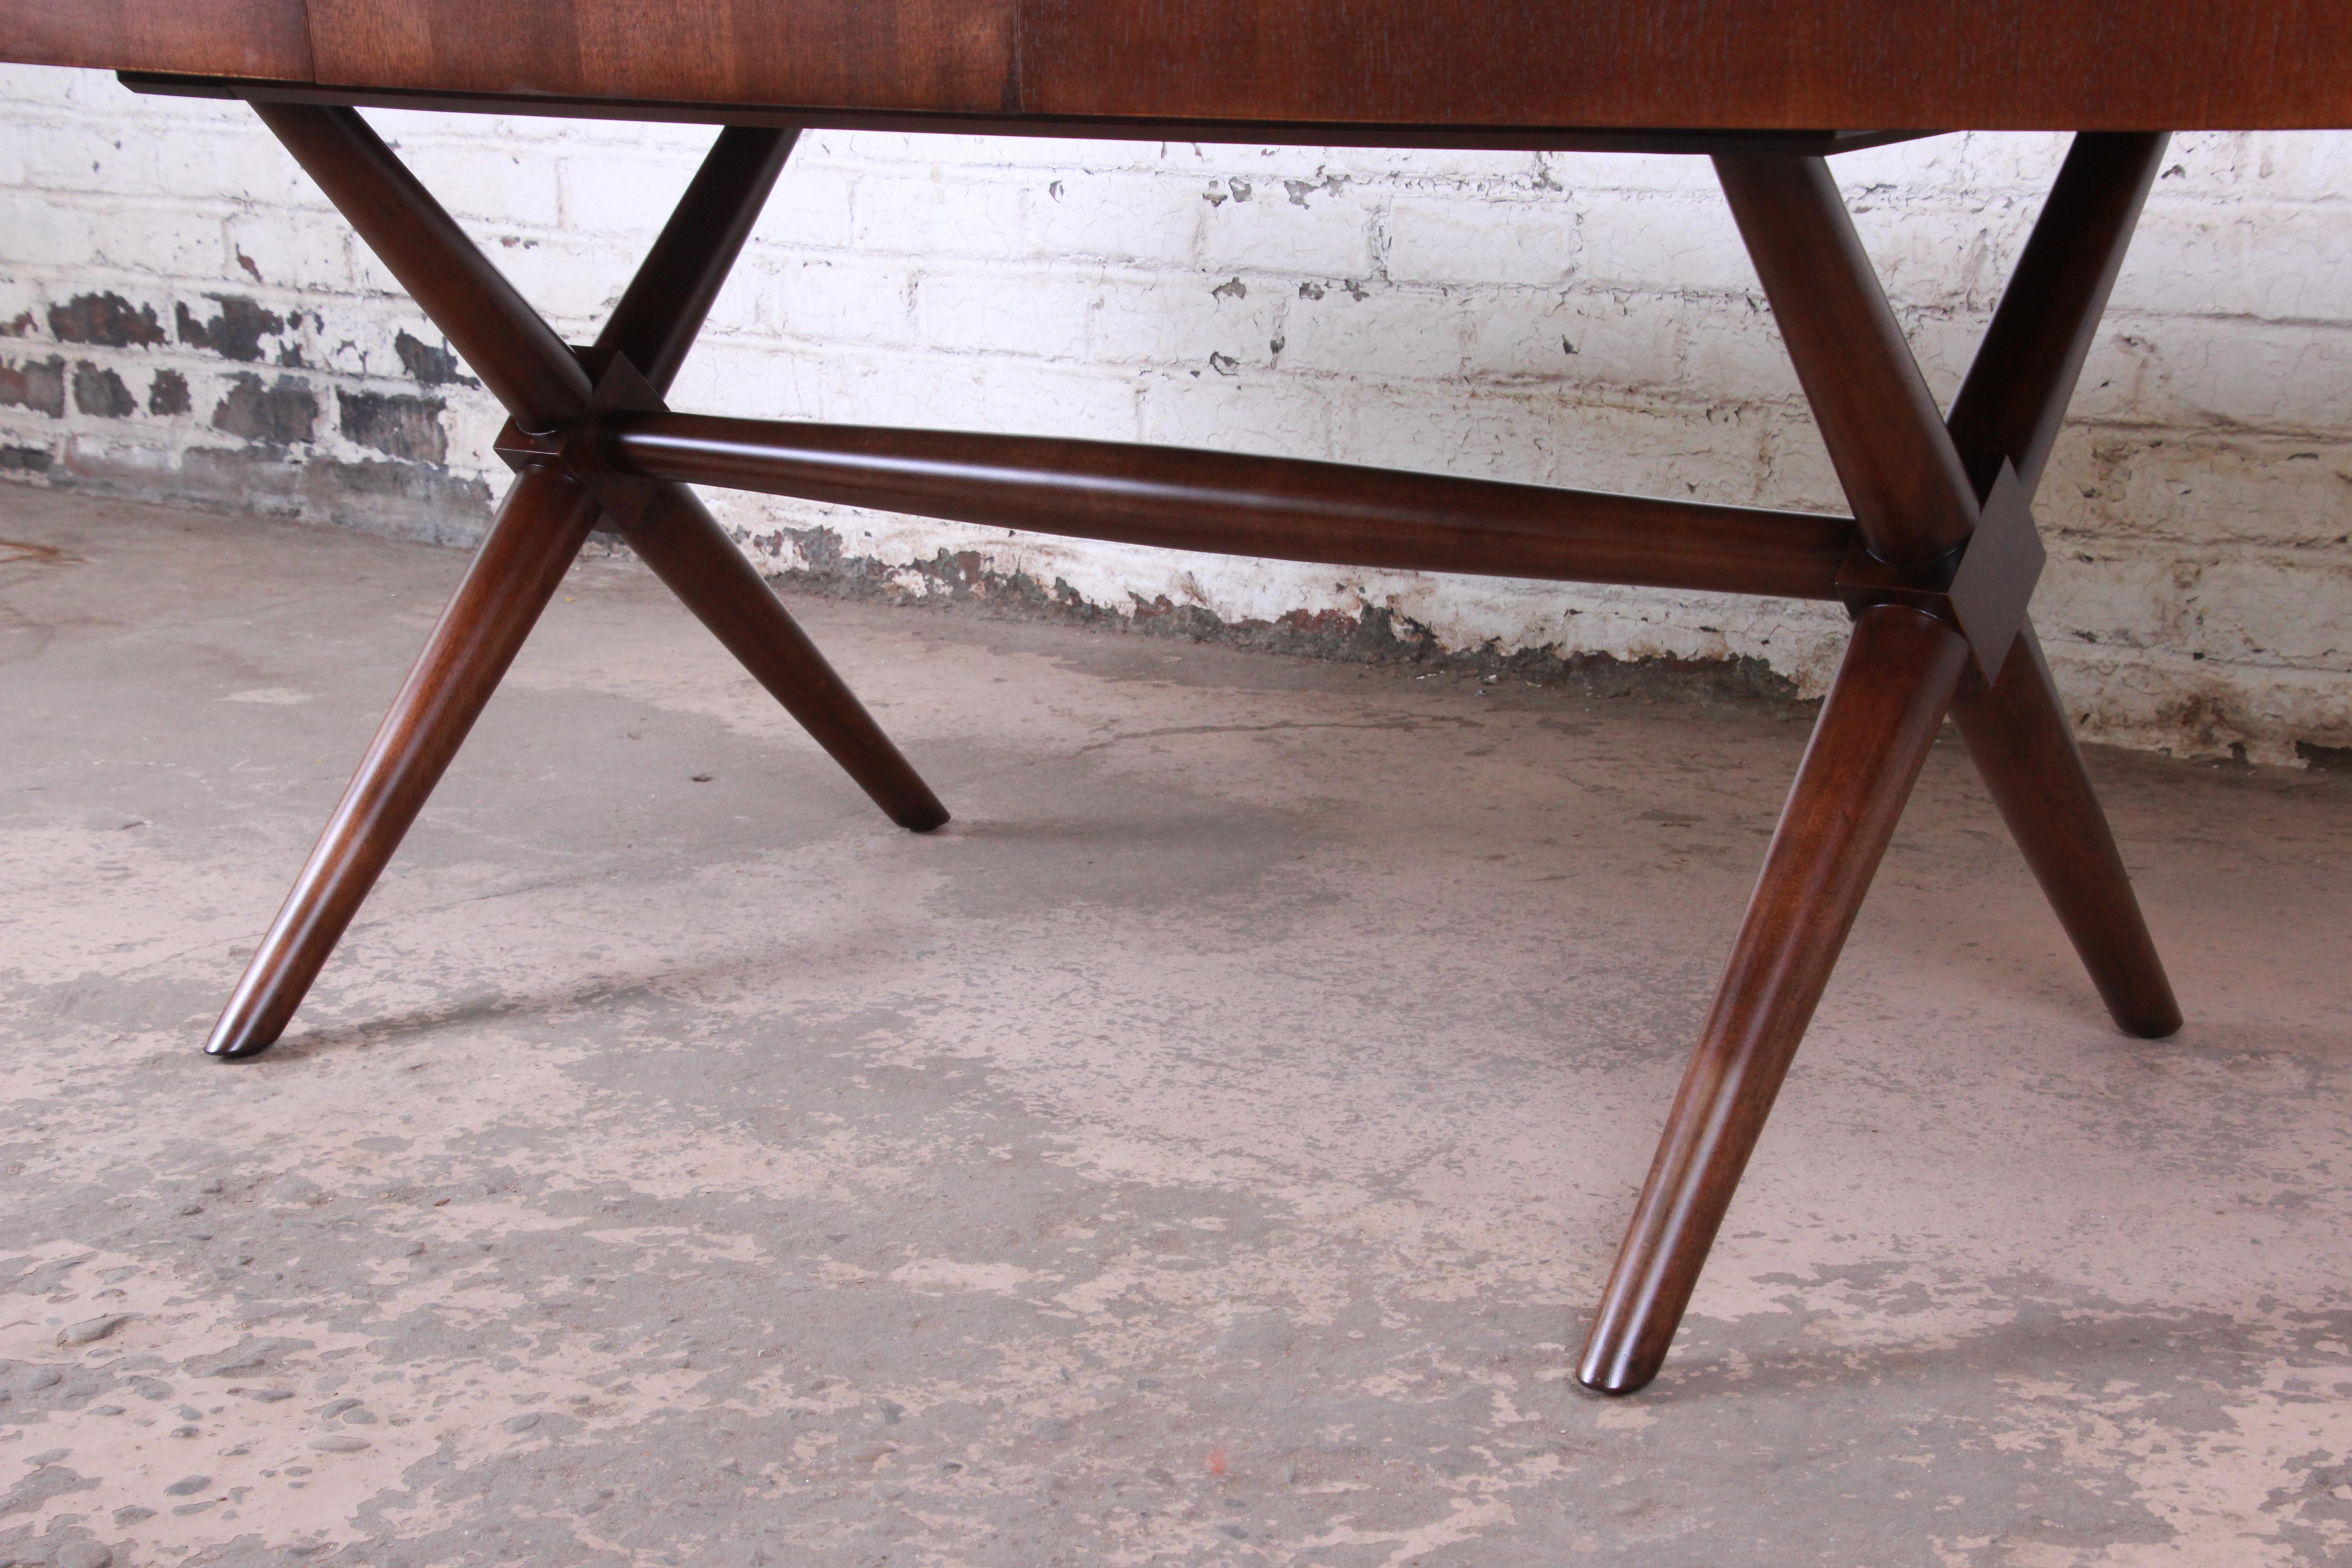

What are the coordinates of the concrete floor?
(0, 487, 2348, 1568)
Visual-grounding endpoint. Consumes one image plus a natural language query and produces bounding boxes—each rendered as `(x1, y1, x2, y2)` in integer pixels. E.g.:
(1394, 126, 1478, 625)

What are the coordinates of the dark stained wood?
(1833, 459, 2046, 680)
(1576, 604, 1973, 1393)
(205, 464, 603, 1056)
(303, 0, 1018, 113)
(1019, 0, 2352, 132)
(1950, 622, 2182, 1039)
(593, 125, 799, 397)
(1948, 133, 2172, 495)
(124, 74, 1941, 156)
(598, 412, 1856, 603)
(20, 0, 2352, 130)
(1715, 152, 1982, 565)
(1938, 132, 2181, 1041)
(619, 480, 949, 833)
(7, 0, 2214, 1395)
(209, 104, 944, 1056)
(251, 102, 591, 433)
(0, 0, 311, 80)
(1576, 130, 2188, 1390)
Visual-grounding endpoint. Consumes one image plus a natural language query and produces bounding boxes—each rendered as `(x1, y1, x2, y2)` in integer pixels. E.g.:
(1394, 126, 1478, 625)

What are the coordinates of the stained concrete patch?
(0, 487, 2348, 1565)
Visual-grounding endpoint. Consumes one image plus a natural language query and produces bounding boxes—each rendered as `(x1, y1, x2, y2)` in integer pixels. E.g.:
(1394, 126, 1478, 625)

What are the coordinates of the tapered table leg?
(204, 466, 602, 1057)
(624, 483, 948, 831)
(1951, 618, 2180, 1037)
(1578, 605, 1972, 1392)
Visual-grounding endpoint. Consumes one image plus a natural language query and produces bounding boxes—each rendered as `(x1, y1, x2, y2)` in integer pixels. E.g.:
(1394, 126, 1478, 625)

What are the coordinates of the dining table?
(10, 0, 2340, 1393)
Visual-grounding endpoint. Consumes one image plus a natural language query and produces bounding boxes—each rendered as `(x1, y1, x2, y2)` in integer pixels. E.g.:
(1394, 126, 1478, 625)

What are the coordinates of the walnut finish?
(1578, 605, 1975, 1393)
(0, 9, 2222, 1392)
(203, 465, 602, 1057)
(1573, 131, 2180, 1392)
(1952, 621, 2182, 1038)
(304, 0, 1017, 113)
(14, 0, 2352, 129)
(598, 412, 1855, 603)
(1715, 152, 1981, 564)
(206, 105, 942, 1058)
(1020, 0, 2352, 131)
(1, 0, 311, 79)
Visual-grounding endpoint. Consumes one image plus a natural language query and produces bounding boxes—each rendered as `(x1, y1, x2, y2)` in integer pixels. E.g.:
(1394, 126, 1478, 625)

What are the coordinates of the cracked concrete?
(1, 487, 2349, 1567)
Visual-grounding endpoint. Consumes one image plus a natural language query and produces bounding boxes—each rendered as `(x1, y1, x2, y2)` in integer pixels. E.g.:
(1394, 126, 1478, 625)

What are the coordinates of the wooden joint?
(1834, 458, 2046, 680)
(490, 350, 667, 534)
(490, 419, 562, 473)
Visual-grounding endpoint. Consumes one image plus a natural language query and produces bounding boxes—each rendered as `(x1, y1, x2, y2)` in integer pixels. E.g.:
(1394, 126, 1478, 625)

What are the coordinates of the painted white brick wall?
(2, 65, 2348, 764)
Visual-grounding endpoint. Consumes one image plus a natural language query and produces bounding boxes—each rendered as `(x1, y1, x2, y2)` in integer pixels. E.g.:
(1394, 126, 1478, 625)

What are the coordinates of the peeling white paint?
(0, 68, 2347, 762)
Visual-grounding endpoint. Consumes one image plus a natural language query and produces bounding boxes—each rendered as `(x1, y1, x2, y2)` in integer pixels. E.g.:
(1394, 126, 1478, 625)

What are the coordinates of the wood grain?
(599, 411, 1855, 602)
(1577, 604, 1974, 1393)
(1, 0, 311, 79)
(205, 463, 603, 1056)
(14, 0, 2352, 129)
(1715, 152, 1982, 565)
(1019, 0, 2352, 131)
(303, 0, 1016, 113)
(1950, 621, 2181, 1039)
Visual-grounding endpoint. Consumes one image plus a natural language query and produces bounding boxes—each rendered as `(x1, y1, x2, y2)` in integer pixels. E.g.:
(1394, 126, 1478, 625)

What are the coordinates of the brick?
(2181, 131, 2352, 206)
(395, 141, 563, 229)
(914, 265, 1096, 360)
(2125, 205, 2352, 321)
(0, 355, 67, 418)
(88, 203, 225, 279)
(1572, 193, 1757, 295)
(753, 165, 859, 252)
(174, 294, 292, 364)
(561, 145, 715, 240)
(1087, 270, 1285, 373)
(15, 125, 156, 192)
(0, 62, 83, 109)
(0, 190, 98, 268)
(1546, 149, 1726, 197)
(1678, 302, 1808, 408)
(160, 130, 322, 212)
(1137, 368, 1331, 459)
(754, 256, 922, 350)
(2079, 317, 2352, 433)
(1943, 130, 2074, 191)
(1198, 178, 1377, 278)
(2054, 430, 2352, 550)
(211, 372, 317, 445)
(337, 388, 448, 464)
(71, 361, 138, 418)
(1016, 169, 1208, 270)
(1386, 194, 1578, 288)
(1, 85, 2347, 764)
(466, 232, 613, 329)
(849, 168, 1029, 260)
(225, 212, 355, 295)
(1460, 289, 1681, 390)
(1846, 200, 2032, 313)
(1279, 283, 1464, 382)
(49, 291, 168, 349)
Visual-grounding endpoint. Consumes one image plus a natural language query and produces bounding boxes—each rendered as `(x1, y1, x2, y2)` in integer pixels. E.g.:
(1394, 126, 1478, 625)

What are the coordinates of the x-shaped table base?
(208, 106, 2180, 1394)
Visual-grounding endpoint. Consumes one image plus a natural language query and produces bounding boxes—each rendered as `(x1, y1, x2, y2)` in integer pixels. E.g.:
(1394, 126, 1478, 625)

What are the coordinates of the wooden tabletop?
(9, 0, 2352, 137)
